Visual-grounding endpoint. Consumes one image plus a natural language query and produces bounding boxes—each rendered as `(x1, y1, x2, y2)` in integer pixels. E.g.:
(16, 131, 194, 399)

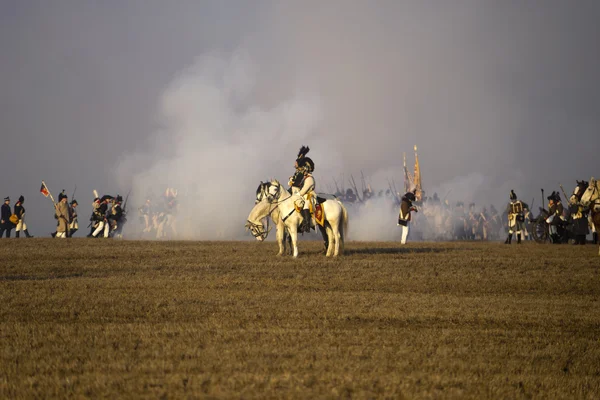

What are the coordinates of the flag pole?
(42, 180, 56, 206)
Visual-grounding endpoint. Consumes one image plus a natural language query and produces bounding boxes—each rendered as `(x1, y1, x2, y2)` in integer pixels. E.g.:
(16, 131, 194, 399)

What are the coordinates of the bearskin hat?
(297, 157, 315, 173)
(403, 192, 416, 202)
(116, 195, 123, 203)
(18, 195, 24, 203)
(296, 145, 310, 160)
(547, 191, 557, 201)
(510, 190, 517, 201)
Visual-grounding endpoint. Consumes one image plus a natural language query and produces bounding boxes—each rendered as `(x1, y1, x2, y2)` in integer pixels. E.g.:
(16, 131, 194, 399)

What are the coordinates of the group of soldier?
(136, 188, 179, 239)
(0, 196, 34, 238)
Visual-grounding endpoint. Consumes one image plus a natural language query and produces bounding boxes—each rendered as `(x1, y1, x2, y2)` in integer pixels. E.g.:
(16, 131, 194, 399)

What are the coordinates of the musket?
(332, 177, 341, 194)
(443, 189, 452, 202)
(387, 178, 401, 204)
(559, 184, 569, 202)
(71, 185, 77, 203)
(349, 174, 363, 203)
(123, 188, 132, 215)
(360, 170, 367, 193)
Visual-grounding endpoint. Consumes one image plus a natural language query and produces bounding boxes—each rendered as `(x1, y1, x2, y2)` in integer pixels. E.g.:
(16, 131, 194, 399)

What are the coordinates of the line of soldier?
(137, 188, 178, 239)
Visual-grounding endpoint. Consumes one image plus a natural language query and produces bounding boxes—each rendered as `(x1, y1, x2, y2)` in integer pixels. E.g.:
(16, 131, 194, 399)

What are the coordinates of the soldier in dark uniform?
(546, 191, 564, 244)
(14, 195, 34, 238)
(69, 200, 79, 236)
(345, 188, 357, 204)
(109, 195, 125, 238)
(567, 198, 588, 245)
(0, 196, 14, 238)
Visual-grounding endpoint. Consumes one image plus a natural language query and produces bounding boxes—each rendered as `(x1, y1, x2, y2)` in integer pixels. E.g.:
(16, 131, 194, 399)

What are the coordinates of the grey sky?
(1, 1, 598, 237)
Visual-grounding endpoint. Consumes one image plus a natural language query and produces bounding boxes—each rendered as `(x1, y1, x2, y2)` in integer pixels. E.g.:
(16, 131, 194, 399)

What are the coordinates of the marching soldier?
(546, 191, 564, 244)
(139, 198, 153, 233)
(87, 198, 101, 237)
(90, 196, 112, 238)
(55, 192, 70, 238)
(14, 195, 34, 238)
(0, 196, 13, 238)
(505, 190, 527, 244)
(109, 195, 125, 238)
(69, 200, 79, 236)
(397, 190, 418, 244)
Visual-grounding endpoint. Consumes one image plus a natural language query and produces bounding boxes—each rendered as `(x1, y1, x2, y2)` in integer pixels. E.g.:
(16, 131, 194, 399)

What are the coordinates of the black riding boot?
(594, 232, 598, 244)
(15, 231, 20, 238)
(301, 209, 311, 233)
(517, 233, 521, 244)
(505, 233, 512, 244)
(25, 229, 33, 238)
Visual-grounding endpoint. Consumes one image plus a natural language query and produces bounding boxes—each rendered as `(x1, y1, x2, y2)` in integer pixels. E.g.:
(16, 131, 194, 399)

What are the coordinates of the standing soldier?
(14, 195, 34, 238)
(0, 196, 13, 238)
(55, 192, 70, 238)
(397, 190, 418, 244)
(505, 190, 527, 244)
(69, 200, 79, 236)
(546, 191, 564, 244)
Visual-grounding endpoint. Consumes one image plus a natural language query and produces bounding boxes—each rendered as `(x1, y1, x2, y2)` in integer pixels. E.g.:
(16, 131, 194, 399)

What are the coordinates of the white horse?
(580, 177, 600, 255)
(246, 179, 348, 257)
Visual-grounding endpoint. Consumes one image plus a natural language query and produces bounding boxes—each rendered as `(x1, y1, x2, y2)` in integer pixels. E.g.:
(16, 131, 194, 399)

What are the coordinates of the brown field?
(1, 239, 599, 399)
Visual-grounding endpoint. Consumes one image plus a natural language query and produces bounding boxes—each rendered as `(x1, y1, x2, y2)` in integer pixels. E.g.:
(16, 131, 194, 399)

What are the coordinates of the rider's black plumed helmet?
(510, 190, 517, 201)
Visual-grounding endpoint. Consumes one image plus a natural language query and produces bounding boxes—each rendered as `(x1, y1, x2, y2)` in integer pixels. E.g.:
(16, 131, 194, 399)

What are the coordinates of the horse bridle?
(246, 182, 281, 240)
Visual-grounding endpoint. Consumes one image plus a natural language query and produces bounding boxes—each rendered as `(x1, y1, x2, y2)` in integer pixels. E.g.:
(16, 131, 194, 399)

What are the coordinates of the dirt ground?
(1, 239, 599, 398)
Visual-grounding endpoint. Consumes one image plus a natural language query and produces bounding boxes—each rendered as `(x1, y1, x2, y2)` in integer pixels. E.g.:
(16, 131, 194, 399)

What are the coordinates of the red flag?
(40, 182, 49, 197)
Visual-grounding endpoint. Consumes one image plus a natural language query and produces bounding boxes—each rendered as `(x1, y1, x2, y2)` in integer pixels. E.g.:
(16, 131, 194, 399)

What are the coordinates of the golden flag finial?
(414, 145, 417, 152)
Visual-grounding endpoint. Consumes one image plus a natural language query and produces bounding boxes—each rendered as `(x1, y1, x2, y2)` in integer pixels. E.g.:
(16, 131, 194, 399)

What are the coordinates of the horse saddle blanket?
(314, 203, 325, 227)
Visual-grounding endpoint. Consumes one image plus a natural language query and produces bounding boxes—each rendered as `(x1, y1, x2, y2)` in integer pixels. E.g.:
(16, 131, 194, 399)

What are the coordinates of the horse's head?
(245, 218, 270, 241)
(570, 180, 589, 205)
(265, 180, 283, 202)
(581, 177, 599, 207)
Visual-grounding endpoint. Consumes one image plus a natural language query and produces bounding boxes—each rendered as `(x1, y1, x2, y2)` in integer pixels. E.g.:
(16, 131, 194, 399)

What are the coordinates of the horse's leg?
(275, 219, 284, 256)
(318, 225, 328, 254)
(289, 223, 299, 258)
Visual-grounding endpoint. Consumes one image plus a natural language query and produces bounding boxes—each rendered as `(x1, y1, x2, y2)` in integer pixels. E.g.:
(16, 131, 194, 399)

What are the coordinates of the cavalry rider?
(546, 191, 564, 244)
(397, 190, 418, 244)
(289, 145, 316, 233)
(505, 190, 527, 244)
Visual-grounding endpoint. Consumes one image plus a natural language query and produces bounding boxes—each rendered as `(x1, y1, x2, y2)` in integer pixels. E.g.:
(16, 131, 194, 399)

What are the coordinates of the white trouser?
(55, 231, 67, 238)
(15, 218, 27, 231)
(69, 219, 79, 230)
(508, 217, 522, 235)
(93, 221, 109, 238)
(400, 224, 409, 244)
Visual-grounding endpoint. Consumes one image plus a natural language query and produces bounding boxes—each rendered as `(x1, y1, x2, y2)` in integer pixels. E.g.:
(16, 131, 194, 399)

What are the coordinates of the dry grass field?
(1, 238, 599, 399)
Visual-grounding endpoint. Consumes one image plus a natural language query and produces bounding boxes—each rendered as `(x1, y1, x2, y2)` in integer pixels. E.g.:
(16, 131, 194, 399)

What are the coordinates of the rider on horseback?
(289, 146, 316, 233)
